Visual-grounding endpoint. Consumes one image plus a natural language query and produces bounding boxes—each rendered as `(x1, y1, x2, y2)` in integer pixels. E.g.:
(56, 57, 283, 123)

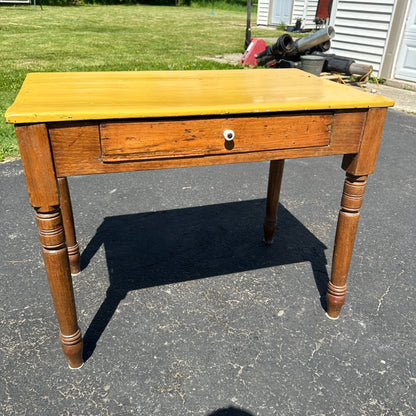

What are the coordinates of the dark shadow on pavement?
(80, 199, 329, 361)
(207, 406, 255, 416)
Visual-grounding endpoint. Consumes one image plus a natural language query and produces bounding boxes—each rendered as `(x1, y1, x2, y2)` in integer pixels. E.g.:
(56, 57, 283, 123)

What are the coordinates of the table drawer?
(100, 113, 332, 162)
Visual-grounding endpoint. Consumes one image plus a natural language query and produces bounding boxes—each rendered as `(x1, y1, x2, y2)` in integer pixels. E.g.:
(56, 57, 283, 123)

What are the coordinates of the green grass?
(0, 4, 286, 160)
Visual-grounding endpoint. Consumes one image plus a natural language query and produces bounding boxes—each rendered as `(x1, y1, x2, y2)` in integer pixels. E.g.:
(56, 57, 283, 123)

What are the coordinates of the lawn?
(0, 4, 284, 161)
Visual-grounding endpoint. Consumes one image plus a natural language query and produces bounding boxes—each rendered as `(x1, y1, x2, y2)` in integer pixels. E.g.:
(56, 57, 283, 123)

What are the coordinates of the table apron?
(47, 110, 367, 177)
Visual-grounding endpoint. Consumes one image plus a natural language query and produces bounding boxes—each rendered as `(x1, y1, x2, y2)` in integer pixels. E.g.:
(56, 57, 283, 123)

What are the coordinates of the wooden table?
(6, 69, 394, 368)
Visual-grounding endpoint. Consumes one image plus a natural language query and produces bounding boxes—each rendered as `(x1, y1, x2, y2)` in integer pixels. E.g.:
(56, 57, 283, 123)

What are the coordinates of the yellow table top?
(5, 69, 394, 124)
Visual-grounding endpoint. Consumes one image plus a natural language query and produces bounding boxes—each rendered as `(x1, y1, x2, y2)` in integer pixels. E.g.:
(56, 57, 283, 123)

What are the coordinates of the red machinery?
(239, 38, 267, 67)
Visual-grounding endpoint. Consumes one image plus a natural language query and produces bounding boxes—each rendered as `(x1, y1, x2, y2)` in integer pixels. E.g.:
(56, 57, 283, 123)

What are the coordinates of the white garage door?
(395, 0, 416, 82)
(271, 0, 294, 25)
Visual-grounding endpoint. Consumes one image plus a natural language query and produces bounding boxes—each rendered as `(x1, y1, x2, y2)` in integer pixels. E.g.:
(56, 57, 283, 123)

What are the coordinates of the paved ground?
(376, 84, 416, 115)
(1, 98, 415, 413)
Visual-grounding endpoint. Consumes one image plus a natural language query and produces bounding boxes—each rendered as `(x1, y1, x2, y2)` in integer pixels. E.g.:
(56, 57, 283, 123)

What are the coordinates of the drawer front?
(100, 114, 332, 162)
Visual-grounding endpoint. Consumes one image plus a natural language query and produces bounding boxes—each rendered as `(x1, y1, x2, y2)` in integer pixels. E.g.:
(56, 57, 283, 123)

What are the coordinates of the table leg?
(16, 123, 84, 368)
(58, 177, 80, 275)
(35, 209, 84, 368)
(264, 159, 285, 244)
(326, 173, 367, 319)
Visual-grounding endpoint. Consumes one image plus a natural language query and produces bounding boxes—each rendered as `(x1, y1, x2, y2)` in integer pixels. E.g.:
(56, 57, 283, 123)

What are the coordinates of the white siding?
(257, 0, 271, 25)
(330, 0, 395, 75)
(291, 0, 319, 29)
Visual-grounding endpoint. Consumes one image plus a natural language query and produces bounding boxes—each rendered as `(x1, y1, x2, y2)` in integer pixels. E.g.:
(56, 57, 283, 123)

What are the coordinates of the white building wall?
(256, 0, 321, 30)
(291, 0, 319, 29)
(329, 0, 395, 75)
(257, 0, 271, 25)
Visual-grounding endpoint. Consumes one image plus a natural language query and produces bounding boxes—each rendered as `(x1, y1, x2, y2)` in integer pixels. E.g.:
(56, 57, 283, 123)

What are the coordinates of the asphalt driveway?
(1, 109, 415, 415)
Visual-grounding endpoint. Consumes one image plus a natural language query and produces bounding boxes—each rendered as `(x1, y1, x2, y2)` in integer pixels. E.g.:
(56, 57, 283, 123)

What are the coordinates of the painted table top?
(6, 69, 394, 124)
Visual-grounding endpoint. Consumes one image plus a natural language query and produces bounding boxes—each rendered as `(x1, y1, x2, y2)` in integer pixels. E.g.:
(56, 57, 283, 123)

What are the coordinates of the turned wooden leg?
(326, 174, 368, 319)
(58, 177, 80, 275)
(264, 159, 285, 244)
(35, 209, 84, 368)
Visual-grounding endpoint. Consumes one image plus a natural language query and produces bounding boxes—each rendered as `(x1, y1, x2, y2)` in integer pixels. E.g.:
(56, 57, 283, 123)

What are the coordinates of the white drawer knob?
(223, 129, 235, 141)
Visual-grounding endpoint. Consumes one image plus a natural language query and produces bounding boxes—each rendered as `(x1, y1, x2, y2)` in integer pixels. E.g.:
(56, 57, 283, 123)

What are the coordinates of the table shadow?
(80, 199, 329, 362)
(207, 406, 255, 416)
